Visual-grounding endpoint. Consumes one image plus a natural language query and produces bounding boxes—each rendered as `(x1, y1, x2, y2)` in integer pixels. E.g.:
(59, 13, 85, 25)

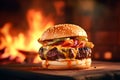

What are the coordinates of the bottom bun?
(42, 58, 91, 69)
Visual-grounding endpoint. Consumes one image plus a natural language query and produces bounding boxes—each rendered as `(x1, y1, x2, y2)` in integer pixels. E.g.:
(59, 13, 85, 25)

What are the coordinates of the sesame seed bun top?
(39, 24, 87, 41)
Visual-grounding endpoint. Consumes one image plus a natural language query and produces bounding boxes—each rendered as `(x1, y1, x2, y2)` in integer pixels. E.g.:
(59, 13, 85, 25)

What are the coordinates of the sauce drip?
(45, 60, 49, 68)
(67, 60, 72, 68)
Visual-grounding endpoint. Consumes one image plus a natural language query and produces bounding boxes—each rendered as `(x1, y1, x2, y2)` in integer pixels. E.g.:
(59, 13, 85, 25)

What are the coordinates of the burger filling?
(38, 37, 94, 60)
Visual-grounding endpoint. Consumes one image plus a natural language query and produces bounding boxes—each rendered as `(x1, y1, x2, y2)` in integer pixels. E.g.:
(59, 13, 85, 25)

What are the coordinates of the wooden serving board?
(0, 61, 120, 80)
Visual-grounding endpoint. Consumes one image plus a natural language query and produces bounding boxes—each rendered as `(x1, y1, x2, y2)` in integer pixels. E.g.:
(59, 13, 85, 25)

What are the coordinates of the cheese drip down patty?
(39, 46, 92, 60)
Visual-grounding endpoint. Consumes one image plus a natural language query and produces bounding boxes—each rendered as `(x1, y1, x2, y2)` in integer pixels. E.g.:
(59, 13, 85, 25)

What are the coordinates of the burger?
(38, 24, 94, 69)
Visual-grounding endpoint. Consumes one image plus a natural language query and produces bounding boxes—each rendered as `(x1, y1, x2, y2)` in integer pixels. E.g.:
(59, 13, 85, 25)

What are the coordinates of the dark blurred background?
(0, 0, 120, 62)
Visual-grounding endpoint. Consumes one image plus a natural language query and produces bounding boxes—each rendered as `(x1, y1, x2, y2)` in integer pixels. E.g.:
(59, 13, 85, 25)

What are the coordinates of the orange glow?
(0, 9, 54, 63)
(104, 51, 112, 60)
(53, 0, 65, 16)
(33, 54, 41, 63)
(94, 52, 100, 59)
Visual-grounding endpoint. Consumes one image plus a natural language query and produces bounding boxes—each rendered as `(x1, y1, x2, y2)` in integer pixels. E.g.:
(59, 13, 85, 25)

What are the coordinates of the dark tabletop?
(0, 61, 120, 80)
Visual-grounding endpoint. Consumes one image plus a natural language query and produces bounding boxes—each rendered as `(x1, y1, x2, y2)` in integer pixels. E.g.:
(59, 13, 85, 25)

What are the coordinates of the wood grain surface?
(0, 61, 120, 80)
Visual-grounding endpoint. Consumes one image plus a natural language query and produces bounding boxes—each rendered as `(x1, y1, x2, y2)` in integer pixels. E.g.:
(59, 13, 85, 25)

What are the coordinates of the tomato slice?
(61, 40, 74, 47)
(61, 39, 85, 47)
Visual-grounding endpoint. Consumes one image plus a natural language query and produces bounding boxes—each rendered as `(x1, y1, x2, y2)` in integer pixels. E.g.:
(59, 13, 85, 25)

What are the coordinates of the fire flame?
(0, 9, 54, 63)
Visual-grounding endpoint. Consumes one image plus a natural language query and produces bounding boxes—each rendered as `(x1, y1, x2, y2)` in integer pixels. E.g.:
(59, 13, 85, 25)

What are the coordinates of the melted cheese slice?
(42, 46, 79, 59)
